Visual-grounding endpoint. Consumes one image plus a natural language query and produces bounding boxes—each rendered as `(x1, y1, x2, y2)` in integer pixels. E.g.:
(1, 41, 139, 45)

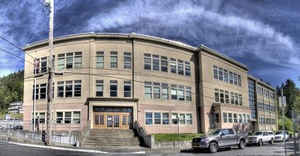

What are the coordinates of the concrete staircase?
(81, 129, 141, 148)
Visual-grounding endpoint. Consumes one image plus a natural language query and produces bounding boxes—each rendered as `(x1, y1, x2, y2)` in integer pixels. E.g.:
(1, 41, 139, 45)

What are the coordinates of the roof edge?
(248, 75, 275, 90)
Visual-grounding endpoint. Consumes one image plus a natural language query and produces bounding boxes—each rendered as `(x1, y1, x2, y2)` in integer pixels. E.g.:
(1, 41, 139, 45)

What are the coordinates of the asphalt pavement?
(0, 142, 296, 156)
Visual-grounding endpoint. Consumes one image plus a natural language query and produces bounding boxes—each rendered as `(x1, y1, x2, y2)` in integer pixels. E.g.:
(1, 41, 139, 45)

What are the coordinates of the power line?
(0, 47, 35, 65)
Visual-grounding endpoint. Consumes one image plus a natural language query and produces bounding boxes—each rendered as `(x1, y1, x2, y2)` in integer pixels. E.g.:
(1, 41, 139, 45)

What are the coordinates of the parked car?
(192, 128, 247, 153)
(247, 131, 275, 146)
(274, 131, 289, 142)
(13, 125, 23, 130)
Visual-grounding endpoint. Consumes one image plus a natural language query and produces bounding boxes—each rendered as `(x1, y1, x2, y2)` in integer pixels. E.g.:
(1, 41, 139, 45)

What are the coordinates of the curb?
(8, 141, 146, 154)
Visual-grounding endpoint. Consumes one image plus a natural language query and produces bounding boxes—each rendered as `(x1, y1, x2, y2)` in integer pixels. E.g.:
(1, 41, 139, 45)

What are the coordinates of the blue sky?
(0, 0, 299, 87)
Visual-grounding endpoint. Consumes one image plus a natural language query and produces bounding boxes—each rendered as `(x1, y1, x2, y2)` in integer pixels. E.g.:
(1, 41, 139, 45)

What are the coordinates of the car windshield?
(276, 132, 286, 135)
(254, 132, 263, 135)
(209, 129, 221, 135)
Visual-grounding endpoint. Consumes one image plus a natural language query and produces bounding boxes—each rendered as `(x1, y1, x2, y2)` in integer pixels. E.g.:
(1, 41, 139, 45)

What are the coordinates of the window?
(243, 114, 246, 123)
(154, 112, 161, 124)
(178, 60, 184, 75)
(229, 72, 233, 84)
(144, 53, 151, 70)
(96, 51, 104, 68)
(33, 84, 39, 100)
(185, 61, 191, 76)
(231, 92, 235, 104)
(161, 56, 168, 72)
(110, 51, 118, 68)
(65, 112, 72, 124)
(233, 113, 237, 123)
(40, 84, 47, 99)
(238, 75, 241, 86)
(41, 57, 47, 73)
(74, 80, 81, 97)
(220, 89, 224, 103)
(66, 53, 73, 69)
(96, 80, 104, 96)
(223, 112, 228, 123)
(218, 67, 224, 81)
(124, 80, 131, 97)
(213, 66, 218, 79)
(73, 111, 80, 124)
(171, 85, 177, 100)
(178, 85, 185, 101)
(247, 114, 250, 123)
(162, 113, 169, 124)
(228, 113, 233, 123)
(39, 112, 45, 124)
(57, 54, 65, 70)
(161, 83, 169, 100)
(57, 81, 64, 97)
(235, 93, 238, 105)
(234, 73, 238, 85)
(215, 89, 220, 103)
(56, 112, 63, 124)
(225, 91, 229, 104)
(239, 114, 243, 123)
(172, 113, 178, 124)
(224, 70, 228, 83)
(186, 87, 192, 101)
(74, 52, 82, 68)
(170, 58, 177, 73)
(144, 82, 152, 99)
(179, 113, 185, 124)
(153, 82, 161, 99)
(145, 112, 153, 125)
(238, 94, 242, 105)
(110, 80, 118, 97)
(186, 113, 192, 124)
(152, 55, 160, 71)
(65, 81, 73, 97)
(34, 58, 40, 74)
(124, 52, 131, 69)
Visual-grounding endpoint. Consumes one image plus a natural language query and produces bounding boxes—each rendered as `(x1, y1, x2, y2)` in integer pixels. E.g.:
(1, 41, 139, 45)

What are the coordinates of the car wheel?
(258, 139, 263, 146)
(209, 142, 218, 153)
(269, 138, 274, 144)
(239, 140, 245, 149)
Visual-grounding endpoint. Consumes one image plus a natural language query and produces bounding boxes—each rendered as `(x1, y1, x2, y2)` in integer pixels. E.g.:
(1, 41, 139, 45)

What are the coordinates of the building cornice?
(248, 75, 275, 91)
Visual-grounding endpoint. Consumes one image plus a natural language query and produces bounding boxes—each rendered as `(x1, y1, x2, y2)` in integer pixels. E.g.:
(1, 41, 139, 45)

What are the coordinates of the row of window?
(223, 112, 250, 123)
(213, 65, 242, 87)
(144, 53, 191, 76)
(258, 117, 276, 125)
(257, 102, 276, 112)
(144, 82, 192, 101)
(32, 111, 81, 124)
(257, 86, 275, 99)
(214, 88, 243, 105)
(96, 51, 132, 69)
(145, 112, 192, 125)
(95, 80, 132, 97)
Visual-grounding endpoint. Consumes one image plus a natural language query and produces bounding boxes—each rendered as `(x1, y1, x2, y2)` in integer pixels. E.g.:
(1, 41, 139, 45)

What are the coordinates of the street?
(0, 142, 295, 156)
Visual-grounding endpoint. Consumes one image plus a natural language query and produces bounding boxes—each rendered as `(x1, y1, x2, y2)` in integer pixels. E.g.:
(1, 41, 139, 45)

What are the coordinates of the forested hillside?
(0, 70, 24, 112)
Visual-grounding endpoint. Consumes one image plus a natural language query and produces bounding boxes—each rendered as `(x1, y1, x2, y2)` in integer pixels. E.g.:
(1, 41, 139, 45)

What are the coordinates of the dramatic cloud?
(0, 0, 299, 86)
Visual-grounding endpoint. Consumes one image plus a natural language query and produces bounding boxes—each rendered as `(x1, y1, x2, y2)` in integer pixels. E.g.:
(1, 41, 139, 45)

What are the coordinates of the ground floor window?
(145, 112, 153, 125)
(145, 112, 192, 126)
(56, 111, 81, 124)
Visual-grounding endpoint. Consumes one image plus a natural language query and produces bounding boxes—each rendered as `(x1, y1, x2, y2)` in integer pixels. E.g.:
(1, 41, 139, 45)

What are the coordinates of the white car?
(247, 131, 275, 146)
(274, 131, 289, 142)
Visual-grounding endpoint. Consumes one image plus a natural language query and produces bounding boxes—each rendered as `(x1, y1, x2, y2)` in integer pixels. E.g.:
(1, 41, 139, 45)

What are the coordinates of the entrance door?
(94, 112, 131, 129)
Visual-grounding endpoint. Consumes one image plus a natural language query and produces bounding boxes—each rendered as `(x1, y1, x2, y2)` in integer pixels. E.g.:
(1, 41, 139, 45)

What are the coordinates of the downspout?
(130, 34, 137, 125)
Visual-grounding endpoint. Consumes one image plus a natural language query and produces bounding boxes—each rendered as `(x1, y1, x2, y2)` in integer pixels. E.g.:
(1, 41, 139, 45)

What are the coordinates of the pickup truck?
(192, 128, 247, 153)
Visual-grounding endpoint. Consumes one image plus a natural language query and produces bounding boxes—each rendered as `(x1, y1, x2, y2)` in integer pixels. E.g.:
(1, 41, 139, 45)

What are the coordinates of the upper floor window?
(57, 54, 65, 70)
(214, 89, 219, 103)
(185, 87, 192, 101)
(56, 80, 81, 98)
(238, 75, 241, 86)
(171, 85, 177, 100)
(57, 81, 64, 97)
(229, 72, 234, 84)
(74, 80, 81, 97)
(224, 69, 228, 83)
(218, 67, 224, 81)
(124, 52, 131, 69)
(161, 83, 169, 100)
(213, 66, 218, 79)
(40, 84, 47, 99)
(161, 56, 168, 72)
(178, 85, 185, 101)
(233, 73, 238, 85)
(96, 51, 104, 69)
(66, 53, 73, 69)
(178, 60, 184, 75)
(144, 53, 151, 70)
(110, 80, 118, 97)
(32, 84, 39, 100)
(110, 51, 118, 68)
(41, 57, 47, 73)
(124, 80, 131, 97)
(65, 81, 73, 97)
(170, 58, 177, 73)
(185, 62, 191, 76)
(74, 52, 82, 68)
(96, 80, 104, 97)
(144, 82, 152, 99)
(152, 55, 160, 71)
(153, 82, 161, 99)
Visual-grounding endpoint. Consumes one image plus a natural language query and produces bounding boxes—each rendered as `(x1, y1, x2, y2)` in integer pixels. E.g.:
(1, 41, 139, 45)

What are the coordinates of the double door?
(94, 112, 131, 129)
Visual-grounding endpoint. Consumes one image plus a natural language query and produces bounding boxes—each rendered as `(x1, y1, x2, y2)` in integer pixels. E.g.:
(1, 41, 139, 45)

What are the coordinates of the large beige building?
(23, 33, 277, 134)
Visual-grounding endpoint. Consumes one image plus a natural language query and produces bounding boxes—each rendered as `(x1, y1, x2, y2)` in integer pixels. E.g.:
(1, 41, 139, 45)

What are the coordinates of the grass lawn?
(154, 133, 204, 142)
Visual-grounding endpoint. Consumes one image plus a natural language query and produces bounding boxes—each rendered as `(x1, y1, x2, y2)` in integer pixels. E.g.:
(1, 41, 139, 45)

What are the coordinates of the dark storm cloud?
(0, 0, 299, 86)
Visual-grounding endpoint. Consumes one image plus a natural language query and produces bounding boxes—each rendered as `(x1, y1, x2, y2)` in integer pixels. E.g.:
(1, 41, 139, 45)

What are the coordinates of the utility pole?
(33, 77, 37, 132)
(281, 87, 287, 156)
(44, 0, 54, 145)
